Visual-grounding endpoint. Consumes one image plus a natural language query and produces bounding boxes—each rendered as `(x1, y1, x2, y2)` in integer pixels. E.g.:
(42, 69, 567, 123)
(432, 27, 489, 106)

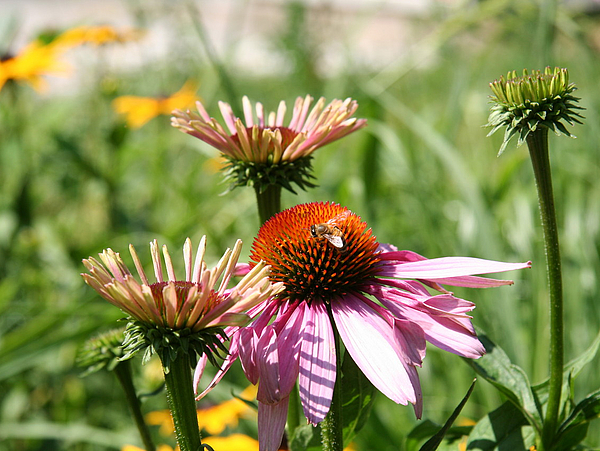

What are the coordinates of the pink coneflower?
(82, 237, 283, 365)
(171, 96, 366, 194)
(194, 202, 531, 450)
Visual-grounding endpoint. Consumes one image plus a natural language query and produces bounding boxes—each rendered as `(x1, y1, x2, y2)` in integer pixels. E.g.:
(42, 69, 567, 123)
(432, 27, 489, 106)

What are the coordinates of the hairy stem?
(162, 353, 202, 451)
(526, 128, 563, 447)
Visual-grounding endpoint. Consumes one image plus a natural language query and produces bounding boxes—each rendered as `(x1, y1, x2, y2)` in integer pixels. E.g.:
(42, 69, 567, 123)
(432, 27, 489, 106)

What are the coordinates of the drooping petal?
(275, 303, 303, 397)
(256, 326, 282, 404)
(298, 300, 336, 424)
(238, 327, 260, 384)
(379, 290, 485, 359)
(258, 397, 289, 451)
(195, 332, 239, 400)
(393, 318, 426, 366)
(331, 293, 417, 406)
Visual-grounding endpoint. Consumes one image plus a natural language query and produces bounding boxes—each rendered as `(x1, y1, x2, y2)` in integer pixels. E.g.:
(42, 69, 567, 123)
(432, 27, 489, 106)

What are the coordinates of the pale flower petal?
(331, 294, 417, 405)
(258, 396, 289, 451)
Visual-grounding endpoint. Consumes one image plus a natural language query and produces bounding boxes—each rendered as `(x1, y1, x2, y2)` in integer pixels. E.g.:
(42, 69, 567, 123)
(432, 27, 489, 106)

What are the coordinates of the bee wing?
(325, 234, 345, 248)
(327, 210, 350, 226)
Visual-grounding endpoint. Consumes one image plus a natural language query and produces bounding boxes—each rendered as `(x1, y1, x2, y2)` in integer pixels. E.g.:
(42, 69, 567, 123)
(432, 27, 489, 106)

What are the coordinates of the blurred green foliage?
(1, 0, 600, 449)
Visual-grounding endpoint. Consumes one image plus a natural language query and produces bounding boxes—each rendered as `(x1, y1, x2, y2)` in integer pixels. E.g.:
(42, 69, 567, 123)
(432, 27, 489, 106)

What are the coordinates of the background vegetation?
(1, 0, 599, 449)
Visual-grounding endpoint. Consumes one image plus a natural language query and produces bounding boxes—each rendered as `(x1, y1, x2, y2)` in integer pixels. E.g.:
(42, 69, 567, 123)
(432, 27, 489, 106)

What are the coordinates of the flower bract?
(171, 95, 366, 193)
(194, 202, 531, 450)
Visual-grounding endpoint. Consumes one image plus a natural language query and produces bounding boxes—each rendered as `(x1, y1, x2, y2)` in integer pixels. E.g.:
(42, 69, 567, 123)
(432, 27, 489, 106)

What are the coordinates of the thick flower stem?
(255, 185, 282, 225)
(114, 360, 156, 451)
(162, 353, 202, 451)
(321, 315, 344, 451)
(526, 128, 563, 447)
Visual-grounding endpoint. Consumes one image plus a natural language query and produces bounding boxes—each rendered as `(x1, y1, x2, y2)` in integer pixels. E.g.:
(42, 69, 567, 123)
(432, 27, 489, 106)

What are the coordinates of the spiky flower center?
(250, 202, 381, 303)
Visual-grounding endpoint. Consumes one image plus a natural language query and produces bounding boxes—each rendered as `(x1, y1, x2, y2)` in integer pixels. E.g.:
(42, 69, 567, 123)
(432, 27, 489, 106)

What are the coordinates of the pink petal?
(233, 263, 251, 277)
(404, 363, 423, 419)
(379, 292, 485, 359)
(257, 327, 281, 404)
(195, 338, 239, 400)
(258, 397, 289, 451)
(275, 304, 303, 396)
(331, 294, 417, 406)
(393, 318, 426, 366)
(238, 327, 260, 384)
(298, 300, 336, 424)
(379, 256, 531, 280)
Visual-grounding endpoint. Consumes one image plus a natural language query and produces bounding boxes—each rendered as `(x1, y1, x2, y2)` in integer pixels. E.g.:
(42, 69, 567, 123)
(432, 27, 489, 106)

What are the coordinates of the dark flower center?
(250, 202, 381, 303)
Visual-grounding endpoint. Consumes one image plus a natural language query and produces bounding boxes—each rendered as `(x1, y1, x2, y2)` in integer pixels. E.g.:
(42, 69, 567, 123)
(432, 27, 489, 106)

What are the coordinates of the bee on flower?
(194, 202, 531, 451)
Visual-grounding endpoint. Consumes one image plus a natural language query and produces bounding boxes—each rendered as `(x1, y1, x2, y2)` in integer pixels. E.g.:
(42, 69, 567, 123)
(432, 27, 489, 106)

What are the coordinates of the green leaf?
(466, 401, 536, 451)
(532, 331, 600, 419)
(406, 420, 445, 451)
(552, 390, 600, 450)
(289, 424, 322, 451)
(418, 379, 476, 451)
(464, 334, 542, 431)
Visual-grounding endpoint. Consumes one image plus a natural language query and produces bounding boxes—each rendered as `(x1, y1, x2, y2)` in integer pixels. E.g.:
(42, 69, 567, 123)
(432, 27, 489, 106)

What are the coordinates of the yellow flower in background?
(197, 385, 257, 435)
(147, 385, 257, 437)
(203, 433, 259, 450)
(54, 25, 143, 47)
(0, 40, 70, 92)
(0, 24, 143, 93)
(112, 81, 199, 128)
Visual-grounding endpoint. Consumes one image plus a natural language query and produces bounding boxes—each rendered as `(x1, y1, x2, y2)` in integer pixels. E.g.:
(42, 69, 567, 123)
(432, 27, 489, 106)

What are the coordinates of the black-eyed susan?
(113, 81, 199, 129)
(0, 40, 70, 92)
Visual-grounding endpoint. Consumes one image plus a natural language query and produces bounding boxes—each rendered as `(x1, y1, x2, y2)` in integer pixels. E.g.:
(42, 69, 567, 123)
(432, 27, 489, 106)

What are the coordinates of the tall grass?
(1, 0, 599, 449)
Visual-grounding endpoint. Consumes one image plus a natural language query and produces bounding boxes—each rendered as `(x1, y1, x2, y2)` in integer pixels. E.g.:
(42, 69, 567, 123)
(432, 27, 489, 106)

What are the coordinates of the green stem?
(162, 353, 202, 451)
(255, 185, 282, 225)
(321, 313, 343, 451)
(526, 128, 563, 447)
(113, 361, 156, 451)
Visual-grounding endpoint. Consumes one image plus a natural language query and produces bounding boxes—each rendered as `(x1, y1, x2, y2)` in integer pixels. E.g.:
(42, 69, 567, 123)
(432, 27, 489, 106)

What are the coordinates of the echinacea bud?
(486, 67, 584, 155)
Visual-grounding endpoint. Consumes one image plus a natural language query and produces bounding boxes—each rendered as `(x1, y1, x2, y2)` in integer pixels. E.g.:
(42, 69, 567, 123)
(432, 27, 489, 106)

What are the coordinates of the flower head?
(76, 328, 125, 376)
(194, 202, 531, 450)
(486, 67, 584, 155)
(171, 96, 366, 193)
(82, 237, 282, 369)
(113, 81, 199, 129)
(0, 40, 71, 92)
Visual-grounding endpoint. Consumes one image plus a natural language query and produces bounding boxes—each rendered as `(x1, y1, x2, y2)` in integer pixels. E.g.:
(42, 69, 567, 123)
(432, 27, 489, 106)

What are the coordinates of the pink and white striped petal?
(298, 300, 336, 424)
